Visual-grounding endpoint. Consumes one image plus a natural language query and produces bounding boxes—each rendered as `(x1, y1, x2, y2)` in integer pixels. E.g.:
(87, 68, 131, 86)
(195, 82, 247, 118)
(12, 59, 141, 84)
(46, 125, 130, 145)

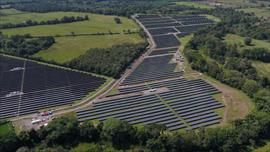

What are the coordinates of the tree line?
(2, 110, 270, 152)
(9, 0, 208, 17)
(68, 43, 147, 78)
(0, 15, 89, 29)
(0, 32, 55, 56)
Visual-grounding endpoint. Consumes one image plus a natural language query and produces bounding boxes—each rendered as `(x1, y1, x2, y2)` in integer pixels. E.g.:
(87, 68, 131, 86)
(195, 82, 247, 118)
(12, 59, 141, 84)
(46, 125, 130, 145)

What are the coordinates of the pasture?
(1, 10, 139, 36)
(34, 34, 144, 63)
(0, 8, 144, 63)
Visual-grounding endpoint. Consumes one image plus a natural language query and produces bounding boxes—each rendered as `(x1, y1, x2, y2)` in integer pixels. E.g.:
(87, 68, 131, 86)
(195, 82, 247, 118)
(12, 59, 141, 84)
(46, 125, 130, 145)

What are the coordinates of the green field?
(0, 122, 13, 136)
(239, 7, 270, 18)
(224, 34, 270, 50)
(175, 1, 214, 9)
(0, 9, 144, 63)
(1, 9, 139, 36)
(34, 34, 144, 63)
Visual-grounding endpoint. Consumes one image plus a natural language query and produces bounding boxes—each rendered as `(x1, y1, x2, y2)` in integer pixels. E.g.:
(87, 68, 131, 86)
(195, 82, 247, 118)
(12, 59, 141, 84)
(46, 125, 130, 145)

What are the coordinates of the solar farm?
(0, 55, 106, 119)
(77, 14, 225, 131)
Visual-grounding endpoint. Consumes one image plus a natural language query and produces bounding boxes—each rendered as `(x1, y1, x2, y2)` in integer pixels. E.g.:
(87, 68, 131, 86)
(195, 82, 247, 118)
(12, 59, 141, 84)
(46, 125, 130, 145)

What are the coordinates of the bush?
(244, 37, 252, 46)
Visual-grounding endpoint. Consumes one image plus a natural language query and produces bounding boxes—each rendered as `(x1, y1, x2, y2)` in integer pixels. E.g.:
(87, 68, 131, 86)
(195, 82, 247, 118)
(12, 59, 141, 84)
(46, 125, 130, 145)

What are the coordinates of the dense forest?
(3, 0, 208, 16)
(68, 43, 147, 78)
(0, 33, 55, 56)
(0, 15, 89, 29)
(1, 110, 270, 152)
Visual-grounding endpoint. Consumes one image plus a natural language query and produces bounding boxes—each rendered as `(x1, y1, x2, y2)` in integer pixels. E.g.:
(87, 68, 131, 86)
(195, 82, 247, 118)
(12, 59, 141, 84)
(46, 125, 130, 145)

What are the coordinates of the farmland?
(34, 34, 143, 63)
(0, 9, 144, 63)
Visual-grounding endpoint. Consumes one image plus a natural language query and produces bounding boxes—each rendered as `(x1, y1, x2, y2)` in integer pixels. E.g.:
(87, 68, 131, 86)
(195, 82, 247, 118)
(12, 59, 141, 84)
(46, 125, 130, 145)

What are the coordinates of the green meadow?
(0, 9, 145, 63)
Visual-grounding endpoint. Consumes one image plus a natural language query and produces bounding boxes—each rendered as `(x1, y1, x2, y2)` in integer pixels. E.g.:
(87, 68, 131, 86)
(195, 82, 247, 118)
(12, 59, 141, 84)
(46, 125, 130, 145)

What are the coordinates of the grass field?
(224, 34, 270, 50)
(239, 7, 270, 18)
(1, 10, 139, 36)
(34, 34, 144, 63)
(0, 8, 145, 63)
(175, 1, 214, 9)
(0, 122, 13, 136)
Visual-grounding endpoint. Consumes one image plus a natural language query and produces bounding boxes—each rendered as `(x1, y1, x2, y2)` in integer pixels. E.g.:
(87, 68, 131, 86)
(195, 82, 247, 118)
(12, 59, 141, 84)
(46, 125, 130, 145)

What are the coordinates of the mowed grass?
(1, 11, 139, 36)
(34, 34, 144, 63)
(1, 9, 145, 63)
(239, 7, 270, 18)
(0, 122, 13, 136)
(175, 1, 214, 9)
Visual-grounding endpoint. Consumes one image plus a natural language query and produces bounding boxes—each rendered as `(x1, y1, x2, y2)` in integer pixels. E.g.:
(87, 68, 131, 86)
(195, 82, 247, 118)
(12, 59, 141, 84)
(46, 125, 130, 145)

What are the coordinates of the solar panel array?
(121, 55, 183, 86)
(77, 79, 223, 131)
(149, 48, 179, 56)
(0, 55, 106, 119)
(77, 14, 222, 131)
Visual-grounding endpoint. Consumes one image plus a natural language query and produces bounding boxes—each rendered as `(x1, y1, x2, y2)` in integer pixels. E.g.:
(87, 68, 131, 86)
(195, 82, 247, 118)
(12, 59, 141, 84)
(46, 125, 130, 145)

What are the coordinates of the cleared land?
(0, 9, 144, 63)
